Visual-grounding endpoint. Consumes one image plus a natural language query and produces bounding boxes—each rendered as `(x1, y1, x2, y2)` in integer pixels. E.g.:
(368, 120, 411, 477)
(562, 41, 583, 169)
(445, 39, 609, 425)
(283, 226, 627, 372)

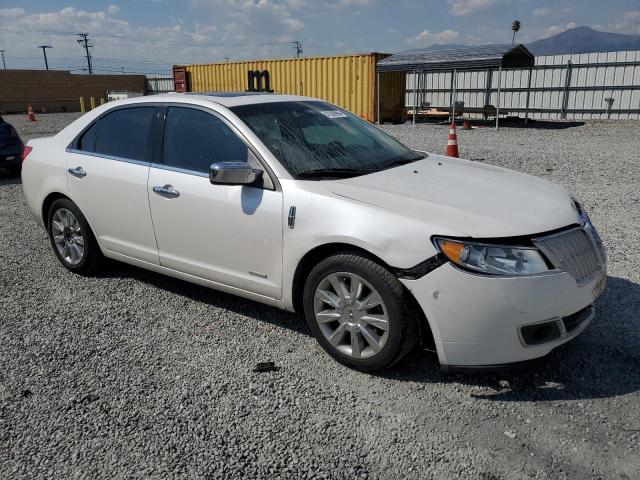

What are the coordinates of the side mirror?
(209, 161, 263, 186)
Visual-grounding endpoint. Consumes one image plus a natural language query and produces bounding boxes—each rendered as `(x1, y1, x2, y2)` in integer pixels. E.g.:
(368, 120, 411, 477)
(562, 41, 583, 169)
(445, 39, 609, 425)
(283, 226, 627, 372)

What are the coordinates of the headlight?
(434, 238, 550, 276)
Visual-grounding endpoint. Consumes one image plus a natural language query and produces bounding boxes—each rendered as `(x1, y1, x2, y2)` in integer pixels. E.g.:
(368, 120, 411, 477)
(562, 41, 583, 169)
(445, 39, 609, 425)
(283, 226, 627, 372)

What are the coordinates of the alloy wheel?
(313, 272, 389, 359)
(51, 208, 85, 266)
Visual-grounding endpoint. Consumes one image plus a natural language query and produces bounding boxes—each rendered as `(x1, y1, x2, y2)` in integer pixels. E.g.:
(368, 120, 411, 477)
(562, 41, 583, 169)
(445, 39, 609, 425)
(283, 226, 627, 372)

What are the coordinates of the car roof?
(121, 92, 323, 108)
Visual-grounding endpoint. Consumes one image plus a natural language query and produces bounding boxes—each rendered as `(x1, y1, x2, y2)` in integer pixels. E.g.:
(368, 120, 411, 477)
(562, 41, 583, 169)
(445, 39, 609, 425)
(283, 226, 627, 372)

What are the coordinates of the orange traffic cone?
(27, 105, 36, 122)
(446, 121, 459, 157)
(463, 120, 472, 130)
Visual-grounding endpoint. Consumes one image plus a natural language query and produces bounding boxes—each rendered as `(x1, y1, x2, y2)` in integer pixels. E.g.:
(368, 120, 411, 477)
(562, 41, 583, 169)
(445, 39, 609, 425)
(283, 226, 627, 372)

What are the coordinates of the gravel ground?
(1, 113, 639, 480)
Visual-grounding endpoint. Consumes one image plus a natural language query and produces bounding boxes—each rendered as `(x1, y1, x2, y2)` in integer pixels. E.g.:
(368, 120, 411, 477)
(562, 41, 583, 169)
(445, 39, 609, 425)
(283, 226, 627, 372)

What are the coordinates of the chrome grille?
(533, 227, 604, 285)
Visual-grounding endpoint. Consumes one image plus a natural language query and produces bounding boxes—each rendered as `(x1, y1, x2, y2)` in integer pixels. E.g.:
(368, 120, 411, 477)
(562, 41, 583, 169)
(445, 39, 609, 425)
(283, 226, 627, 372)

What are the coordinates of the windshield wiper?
(295, 168, 380, 179)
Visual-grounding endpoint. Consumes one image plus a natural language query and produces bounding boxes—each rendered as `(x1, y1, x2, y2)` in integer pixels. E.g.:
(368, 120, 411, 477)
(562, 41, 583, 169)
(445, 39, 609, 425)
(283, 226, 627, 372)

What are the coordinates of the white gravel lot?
(1, 113, 639, 479)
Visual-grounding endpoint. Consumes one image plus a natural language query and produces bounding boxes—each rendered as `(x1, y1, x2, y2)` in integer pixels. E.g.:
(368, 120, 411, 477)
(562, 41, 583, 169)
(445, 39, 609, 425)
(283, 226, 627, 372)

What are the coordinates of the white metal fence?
(146, 74, 174, 95)
(406, 50, 640, 120)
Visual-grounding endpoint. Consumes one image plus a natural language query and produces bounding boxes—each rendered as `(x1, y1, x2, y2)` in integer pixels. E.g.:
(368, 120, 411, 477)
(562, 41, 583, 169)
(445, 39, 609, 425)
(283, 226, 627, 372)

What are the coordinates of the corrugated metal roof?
(376, 44, 534, 72)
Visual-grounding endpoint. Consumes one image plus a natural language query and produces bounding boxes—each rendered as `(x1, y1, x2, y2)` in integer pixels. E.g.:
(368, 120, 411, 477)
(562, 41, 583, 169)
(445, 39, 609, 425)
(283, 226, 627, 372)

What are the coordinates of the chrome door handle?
(68, 166, 86, 178)
(153, 184, 180, 198)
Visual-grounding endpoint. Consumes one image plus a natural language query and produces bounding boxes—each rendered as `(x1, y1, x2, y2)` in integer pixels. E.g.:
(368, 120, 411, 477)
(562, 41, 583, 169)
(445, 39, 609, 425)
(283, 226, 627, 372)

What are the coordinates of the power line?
(2, 26, 299, 49)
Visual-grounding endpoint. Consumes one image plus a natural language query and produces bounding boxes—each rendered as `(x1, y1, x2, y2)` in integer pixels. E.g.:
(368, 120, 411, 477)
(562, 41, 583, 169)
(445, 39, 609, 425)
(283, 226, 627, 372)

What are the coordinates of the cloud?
(0, 6, 242, 71)
(604, 10, 640, 34)
(329, 0, 376, 8)
(281, 0, 376, 9)
(406, 29, 460, 46)
(0, 2, 312, 71)
(534, 6, 574, 18)
(191, 0, 304, 39)
(540, 22, 578, 38)
(0, 8, 25, 17)
(533, 7, 550, 17)
(447, 0, 496, 16)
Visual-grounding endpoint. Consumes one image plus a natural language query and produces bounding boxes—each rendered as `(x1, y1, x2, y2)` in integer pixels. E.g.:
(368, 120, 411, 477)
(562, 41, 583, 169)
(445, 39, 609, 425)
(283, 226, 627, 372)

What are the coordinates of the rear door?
(67, 106, 159, 264)
(147, 105, 283, 298)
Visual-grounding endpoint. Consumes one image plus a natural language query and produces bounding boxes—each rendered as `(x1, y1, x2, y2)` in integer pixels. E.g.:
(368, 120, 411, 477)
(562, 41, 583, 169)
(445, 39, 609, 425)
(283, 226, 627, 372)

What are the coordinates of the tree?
(512, 20, 521, 45)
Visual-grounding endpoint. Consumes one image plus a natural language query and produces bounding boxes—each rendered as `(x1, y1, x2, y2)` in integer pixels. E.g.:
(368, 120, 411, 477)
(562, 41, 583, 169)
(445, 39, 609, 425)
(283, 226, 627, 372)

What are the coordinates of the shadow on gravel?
(381, 275, 640, 402)
(428, 119, 586, 130)
(94, 260, 640, 402)
(96, 261, 309, 336)
(498, 120, 586, 130)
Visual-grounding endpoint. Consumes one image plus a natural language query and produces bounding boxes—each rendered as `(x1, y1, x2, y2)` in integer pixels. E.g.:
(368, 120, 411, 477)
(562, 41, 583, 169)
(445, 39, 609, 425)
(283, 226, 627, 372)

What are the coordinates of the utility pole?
(292, 41, 303, 58)
(0, 50, 6, 70)
(77, 33, 93, 74)
(38, 45, 53, 70)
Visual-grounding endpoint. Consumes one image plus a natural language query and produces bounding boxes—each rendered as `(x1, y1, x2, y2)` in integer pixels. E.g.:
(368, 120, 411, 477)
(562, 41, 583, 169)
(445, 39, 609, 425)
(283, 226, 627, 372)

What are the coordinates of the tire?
(47, 198, 103, 275)
(303, 252, 419, 371)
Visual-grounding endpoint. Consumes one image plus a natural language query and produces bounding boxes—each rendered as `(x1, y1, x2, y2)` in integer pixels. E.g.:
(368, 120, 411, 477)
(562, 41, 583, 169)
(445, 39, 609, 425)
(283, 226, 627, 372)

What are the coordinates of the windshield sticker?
(320, 110, 348, 119)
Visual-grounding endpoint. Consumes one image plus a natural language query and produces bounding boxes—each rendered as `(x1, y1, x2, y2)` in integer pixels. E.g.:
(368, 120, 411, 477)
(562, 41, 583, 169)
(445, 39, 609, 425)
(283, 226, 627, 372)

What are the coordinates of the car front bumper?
(401, 262, 606, 368)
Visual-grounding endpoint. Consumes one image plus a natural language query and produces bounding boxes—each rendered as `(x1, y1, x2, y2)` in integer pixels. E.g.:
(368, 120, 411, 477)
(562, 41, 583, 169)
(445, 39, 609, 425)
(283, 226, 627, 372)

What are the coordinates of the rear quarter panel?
(21, 137, 69, 226)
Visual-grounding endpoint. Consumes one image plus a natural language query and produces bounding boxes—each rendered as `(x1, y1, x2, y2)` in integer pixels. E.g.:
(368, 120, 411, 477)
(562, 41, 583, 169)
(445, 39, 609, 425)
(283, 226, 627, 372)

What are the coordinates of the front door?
(147, 106, 283, 298)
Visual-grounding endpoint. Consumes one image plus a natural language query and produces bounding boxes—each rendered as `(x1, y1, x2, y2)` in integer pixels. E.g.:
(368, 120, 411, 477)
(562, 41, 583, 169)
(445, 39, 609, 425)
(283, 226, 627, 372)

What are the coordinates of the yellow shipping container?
(173, 53, 405, 123)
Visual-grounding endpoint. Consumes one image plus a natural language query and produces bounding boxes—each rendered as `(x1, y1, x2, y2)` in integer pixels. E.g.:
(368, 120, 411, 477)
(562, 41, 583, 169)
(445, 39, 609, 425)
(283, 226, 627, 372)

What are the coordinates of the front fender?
(280, 180, 456, 310)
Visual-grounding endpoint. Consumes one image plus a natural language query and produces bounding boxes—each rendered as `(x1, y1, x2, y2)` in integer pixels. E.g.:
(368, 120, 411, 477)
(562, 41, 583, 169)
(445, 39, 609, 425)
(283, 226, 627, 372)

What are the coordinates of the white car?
(21, 93, 607, 372)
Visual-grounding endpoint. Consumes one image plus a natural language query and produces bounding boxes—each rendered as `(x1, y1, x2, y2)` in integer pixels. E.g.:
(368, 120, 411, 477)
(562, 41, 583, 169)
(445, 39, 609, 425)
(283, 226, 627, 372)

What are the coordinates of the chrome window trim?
(65, 101, 281, 190)
(67, 103, 163, 153)
(66, 148, 151, 167)
(149, 163, 209, 178)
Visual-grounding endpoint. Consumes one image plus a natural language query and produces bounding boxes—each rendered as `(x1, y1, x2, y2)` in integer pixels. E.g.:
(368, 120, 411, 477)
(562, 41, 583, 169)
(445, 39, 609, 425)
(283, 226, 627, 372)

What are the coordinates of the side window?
(76, 122, 97, 152)
(94, 107, 156, 161)
(162, 107, 248, 173)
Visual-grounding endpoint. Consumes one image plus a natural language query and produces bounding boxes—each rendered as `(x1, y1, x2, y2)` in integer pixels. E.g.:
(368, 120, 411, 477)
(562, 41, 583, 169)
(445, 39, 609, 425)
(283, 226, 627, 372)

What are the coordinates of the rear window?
(94, 107, 156, 162)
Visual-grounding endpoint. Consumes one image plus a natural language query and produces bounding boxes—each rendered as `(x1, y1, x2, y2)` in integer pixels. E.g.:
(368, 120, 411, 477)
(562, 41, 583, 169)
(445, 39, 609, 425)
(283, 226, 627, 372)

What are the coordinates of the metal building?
(377, 44, 535, 129)
(401, 48, 640, 121)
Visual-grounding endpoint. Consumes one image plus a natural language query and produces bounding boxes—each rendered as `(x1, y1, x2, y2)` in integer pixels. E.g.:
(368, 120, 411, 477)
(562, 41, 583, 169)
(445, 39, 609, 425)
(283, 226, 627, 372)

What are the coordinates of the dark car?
(0, 115, 24, 176)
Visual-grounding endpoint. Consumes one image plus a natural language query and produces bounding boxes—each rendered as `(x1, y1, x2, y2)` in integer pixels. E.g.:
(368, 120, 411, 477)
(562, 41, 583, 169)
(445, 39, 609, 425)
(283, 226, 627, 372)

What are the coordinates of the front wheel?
(47, 198, 103, 275)
(303, 252, 418, 371)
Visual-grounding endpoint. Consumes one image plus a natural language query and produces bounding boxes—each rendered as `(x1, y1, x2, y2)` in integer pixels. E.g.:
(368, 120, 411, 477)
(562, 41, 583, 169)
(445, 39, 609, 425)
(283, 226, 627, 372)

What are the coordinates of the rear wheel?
(303, 252, 418, 371)
(47, 198, 103, 275)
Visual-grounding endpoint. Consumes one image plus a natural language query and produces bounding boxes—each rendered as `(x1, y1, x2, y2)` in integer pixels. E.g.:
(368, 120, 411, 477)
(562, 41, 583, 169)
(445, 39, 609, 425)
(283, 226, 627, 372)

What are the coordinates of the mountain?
(526, 26, 640, 56)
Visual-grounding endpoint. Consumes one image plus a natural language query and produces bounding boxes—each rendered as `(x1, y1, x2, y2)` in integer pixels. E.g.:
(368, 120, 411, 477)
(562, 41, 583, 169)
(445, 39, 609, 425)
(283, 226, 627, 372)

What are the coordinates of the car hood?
(328, 154, 578, 238)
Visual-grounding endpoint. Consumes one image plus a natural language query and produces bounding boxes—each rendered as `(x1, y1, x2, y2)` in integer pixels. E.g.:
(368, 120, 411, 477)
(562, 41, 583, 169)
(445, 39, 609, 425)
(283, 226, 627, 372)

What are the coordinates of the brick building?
(0, 70, 147, 113)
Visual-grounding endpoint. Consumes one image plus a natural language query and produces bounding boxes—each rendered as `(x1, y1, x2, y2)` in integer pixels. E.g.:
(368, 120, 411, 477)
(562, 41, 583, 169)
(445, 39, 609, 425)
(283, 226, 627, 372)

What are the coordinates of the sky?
(1, 0, 639, 74)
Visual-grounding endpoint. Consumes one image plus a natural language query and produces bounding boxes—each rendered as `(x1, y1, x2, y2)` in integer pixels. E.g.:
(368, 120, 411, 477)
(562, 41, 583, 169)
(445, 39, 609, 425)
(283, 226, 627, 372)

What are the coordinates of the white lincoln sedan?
(21, 93, 606, 371)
